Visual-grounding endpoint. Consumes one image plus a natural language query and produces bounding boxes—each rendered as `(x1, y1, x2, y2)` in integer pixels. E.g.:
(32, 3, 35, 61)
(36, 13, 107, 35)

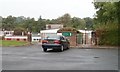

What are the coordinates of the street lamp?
(85, 28, 87, 44)
(2, 29, 5, 40)
(2, 29, 5, 36)
(27, 28, 32, 44)
(27, 28, 28, 33)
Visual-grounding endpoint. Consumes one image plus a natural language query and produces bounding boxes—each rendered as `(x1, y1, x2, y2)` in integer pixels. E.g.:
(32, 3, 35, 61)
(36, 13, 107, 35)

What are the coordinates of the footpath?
(38, 42, 119, 49)
(75, 44, 119, 49)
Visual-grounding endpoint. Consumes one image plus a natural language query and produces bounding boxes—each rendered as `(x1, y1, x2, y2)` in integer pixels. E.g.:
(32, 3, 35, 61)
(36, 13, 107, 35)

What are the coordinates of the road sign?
(62, 32, 72, 37)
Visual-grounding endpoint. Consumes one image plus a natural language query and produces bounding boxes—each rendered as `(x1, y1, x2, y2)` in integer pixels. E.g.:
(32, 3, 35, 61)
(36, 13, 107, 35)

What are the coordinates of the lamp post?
(2, 29, 5, 36)
(85, 28, 87, 44)
(2, 29, 5, 40)
(27, 28, 32, 44)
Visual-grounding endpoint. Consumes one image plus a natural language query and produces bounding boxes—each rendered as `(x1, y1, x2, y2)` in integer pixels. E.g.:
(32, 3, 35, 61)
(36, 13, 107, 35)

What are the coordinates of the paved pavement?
(2, 43, 118, 70)
(76, 44, 119, 49)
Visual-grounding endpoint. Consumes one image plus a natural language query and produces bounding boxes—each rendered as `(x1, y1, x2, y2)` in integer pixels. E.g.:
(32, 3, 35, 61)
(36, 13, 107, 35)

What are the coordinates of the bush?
(98, 29, 119, 46)
(95, 22, 119, 46)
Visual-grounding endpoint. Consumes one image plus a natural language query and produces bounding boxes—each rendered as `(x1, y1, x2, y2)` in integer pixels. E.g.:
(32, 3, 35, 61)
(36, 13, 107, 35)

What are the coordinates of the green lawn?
(0, 40, 29, 47)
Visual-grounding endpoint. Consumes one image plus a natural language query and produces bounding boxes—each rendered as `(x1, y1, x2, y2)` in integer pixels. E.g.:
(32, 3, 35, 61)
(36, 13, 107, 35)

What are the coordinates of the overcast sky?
(0, 0, 96, 20)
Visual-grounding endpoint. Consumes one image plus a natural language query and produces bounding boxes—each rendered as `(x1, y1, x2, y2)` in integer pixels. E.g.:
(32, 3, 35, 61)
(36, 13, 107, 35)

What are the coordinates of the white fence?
(4, 36, 41, 42)
(32, 37, 41, 42)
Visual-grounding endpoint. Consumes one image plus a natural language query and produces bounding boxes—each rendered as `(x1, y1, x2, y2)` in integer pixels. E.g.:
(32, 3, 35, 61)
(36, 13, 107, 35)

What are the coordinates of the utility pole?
(85, 28, 87, 44)
(27, 28, 32, 44)
(27, 32, 32, 44)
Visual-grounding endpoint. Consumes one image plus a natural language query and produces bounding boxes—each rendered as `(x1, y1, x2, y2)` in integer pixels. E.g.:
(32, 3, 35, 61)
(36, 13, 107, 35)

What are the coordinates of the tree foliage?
(13, 27, 27, 36)
(1, 14, 94, 33)
(93, 2, 120, 46)
(93, 2, 118, 28)
(57, 13, 71, 27)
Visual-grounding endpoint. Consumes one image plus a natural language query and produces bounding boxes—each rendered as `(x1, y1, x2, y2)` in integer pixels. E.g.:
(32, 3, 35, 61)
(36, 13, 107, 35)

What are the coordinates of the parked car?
(42, 35, 70, 52)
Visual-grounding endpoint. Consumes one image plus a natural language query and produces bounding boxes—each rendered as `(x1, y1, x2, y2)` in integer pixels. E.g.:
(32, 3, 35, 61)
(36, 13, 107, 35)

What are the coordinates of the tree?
(2, 15, 16, 30)
(84, 17, 94, 30)
(57, 13, 71, 27)
(93, 2, 119, 46)
(71, 17, 80, 28)
(0, 16, 2, 29)
(94, 2, 117, 25)
(37, 16, 46, 32)
(115, 2, 120, 24)
(23, 18, 35, 32)
(13, 27, 27, 36)
(71, 17, 86, 29)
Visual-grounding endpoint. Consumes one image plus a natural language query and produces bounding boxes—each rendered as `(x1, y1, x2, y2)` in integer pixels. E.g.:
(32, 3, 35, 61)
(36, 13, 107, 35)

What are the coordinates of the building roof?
(40, 29, 59, 33)
(78, 30, 93, 33)
(40, 29, 93, 34)
(46, 24, 63, 30)
(57, 27, 79, 33)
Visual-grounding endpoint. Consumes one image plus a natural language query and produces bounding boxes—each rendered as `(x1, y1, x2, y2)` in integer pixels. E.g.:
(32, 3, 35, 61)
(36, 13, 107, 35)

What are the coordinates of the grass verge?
(0, 40, 29, 47)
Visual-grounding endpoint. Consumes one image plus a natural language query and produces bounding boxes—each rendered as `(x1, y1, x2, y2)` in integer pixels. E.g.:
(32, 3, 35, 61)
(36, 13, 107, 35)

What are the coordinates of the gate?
(77, 33, 83, 45)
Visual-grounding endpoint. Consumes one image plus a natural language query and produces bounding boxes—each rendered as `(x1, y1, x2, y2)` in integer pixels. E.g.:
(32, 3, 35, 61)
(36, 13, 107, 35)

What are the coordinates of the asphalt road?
(2, 43, 118, 70)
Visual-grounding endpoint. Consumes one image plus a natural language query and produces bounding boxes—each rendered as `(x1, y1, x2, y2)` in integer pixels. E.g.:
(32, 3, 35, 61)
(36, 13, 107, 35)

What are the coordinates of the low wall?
(4, 36, 27, 41)
(4, 36, 41, 42)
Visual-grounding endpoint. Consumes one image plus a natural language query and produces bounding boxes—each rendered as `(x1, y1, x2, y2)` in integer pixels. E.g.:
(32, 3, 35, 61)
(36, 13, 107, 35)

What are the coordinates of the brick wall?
(66, 32, 77, 47)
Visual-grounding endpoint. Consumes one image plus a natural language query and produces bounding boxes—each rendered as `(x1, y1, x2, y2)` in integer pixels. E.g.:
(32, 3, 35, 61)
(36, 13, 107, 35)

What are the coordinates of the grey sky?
(0, 0, 96, 20)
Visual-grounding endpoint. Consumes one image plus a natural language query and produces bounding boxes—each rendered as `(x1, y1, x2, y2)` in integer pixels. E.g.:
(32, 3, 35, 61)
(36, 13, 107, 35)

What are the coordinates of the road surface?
(2, 44, 118, 70)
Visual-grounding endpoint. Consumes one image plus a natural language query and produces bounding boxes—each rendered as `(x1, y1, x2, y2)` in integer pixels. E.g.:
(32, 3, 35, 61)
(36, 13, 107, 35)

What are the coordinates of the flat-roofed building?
(46, 24, 63, 30)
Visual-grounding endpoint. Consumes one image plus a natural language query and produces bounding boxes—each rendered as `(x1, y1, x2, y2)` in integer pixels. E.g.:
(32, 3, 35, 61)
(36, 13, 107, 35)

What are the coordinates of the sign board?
(62, 32, 72, 37)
